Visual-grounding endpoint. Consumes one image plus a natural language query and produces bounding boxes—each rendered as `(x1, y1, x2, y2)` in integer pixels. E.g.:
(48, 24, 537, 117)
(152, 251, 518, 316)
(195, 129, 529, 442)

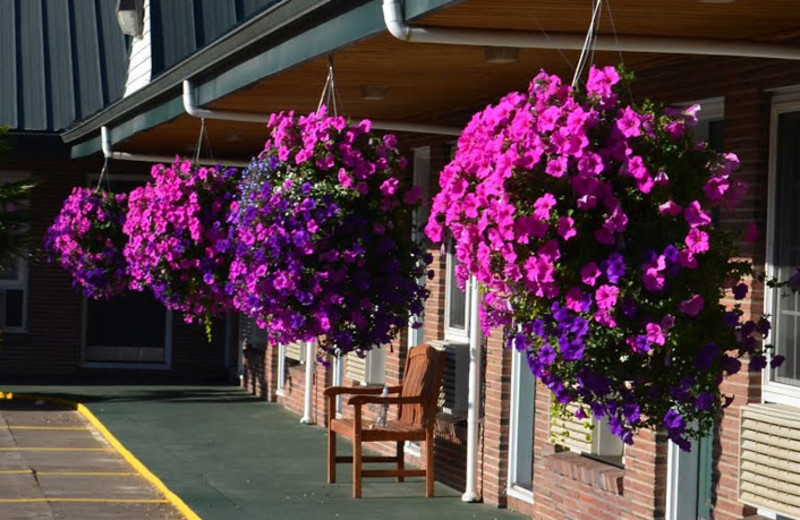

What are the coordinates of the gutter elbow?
(182, 80, 201, 118)
(382, 0, 411, 41)
(100, 126, 113, 159)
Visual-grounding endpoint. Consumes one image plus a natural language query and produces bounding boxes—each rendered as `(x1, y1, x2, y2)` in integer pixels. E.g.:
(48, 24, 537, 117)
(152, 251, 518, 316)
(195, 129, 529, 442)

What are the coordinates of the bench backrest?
(398, 344, 446, 428)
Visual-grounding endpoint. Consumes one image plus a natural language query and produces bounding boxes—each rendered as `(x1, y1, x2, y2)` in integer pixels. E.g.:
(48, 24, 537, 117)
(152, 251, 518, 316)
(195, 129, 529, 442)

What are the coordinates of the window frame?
(507, 344, 535, 504)
(444, 243, 471, 342)
(0, 257, 28, 333)
(408, 146, 430, 348)
(764, 89, 800, 407)
(0, 172, 32, 333)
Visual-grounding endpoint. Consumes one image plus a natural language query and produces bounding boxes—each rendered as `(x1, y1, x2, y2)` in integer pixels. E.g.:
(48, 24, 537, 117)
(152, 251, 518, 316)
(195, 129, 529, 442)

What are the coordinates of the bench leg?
(353, 436, 362, 499)
(396, 441, 404, 483)
(425, 429, 434, 498)
(327, 430, 336, 484)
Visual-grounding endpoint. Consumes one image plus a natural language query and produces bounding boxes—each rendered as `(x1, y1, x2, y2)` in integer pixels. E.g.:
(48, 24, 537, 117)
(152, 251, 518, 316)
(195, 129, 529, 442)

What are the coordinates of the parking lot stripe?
(0, 447, 113, 451)
(0, 498, 170, 504)
(8, 426, 91, 431)
(36, 471, 140, 476)
(3, 392, 203, 520)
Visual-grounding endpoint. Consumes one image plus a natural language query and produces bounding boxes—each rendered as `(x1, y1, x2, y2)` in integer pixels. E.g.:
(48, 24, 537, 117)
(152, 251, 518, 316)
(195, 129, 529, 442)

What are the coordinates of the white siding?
(123, 0, 152, 96)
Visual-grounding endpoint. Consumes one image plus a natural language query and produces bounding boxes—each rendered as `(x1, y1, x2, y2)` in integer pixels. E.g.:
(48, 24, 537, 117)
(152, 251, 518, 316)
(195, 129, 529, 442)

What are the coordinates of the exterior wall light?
(116, 0, 144, 37)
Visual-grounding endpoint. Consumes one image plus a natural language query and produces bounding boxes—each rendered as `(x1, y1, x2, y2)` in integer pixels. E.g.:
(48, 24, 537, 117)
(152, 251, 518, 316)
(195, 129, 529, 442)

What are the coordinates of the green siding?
(149, 0, 283, 77)
(0, 0, 127, 132)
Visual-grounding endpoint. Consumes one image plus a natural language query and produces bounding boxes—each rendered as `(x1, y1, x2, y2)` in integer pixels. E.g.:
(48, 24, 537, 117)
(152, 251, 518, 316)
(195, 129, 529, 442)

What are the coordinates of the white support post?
(462, 277, 482, 502)
(333, 354, 343, 414)
(300, 340, 315, 424)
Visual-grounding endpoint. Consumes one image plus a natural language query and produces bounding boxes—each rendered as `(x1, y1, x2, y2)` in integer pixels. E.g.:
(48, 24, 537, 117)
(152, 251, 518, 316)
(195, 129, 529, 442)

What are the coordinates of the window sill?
(543, 451, 625, 495)
(507, 484, 534, 504)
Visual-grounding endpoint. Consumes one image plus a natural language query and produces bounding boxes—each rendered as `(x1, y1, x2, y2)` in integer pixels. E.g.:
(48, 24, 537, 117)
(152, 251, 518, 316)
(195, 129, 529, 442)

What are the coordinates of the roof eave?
(64, 0, 459, 158)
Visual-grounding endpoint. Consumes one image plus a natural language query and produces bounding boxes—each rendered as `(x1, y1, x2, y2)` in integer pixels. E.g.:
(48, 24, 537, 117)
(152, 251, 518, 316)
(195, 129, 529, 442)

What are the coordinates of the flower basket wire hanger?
(570, 0, 628, 91)
(193, 117, 214, 165)
(318, 54, 344, 117)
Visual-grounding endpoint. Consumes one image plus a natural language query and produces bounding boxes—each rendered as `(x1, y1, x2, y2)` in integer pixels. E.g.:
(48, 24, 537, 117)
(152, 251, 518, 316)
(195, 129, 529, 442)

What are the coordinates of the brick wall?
(243, 55, 800, 518)
(0, 158, 228, 380)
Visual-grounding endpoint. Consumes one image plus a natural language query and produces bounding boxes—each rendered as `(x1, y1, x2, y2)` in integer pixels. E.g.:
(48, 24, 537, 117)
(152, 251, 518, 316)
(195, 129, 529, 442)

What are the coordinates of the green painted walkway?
(1, 385, 524, 520)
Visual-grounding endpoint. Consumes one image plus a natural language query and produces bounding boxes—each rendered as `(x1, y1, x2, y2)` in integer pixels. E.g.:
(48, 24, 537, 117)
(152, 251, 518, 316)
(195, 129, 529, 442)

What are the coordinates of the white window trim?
(507, 346, 535, 504)
(276, 343, 287, 396)
(444, 248, 471, 342)
(763, 89, 800, 406)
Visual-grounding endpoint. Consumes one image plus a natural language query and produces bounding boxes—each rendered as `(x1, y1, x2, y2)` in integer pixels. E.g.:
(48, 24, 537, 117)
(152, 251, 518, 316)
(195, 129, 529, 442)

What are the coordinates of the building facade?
(5, 1, 800, 518)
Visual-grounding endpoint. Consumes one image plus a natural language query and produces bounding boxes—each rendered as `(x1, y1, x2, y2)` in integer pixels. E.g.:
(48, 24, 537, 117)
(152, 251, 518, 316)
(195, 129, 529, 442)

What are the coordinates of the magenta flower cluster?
(228, 108, 430, 358)
(427, 66, 780, 449)
(123, 159, 240, 332)
(45, 187, 129, 300)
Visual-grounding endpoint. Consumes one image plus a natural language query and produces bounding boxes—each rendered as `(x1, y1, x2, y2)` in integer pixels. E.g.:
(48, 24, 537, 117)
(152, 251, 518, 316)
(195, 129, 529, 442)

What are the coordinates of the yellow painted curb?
(1, 392, 202, 520)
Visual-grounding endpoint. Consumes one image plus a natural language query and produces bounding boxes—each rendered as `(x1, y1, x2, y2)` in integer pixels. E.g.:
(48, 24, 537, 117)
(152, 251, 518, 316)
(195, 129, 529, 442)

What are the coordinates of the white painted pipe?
(182, 80, 462, 136)
(183, 80, 266, 123)
(100, 126, 249, 167)
(462, 276, 482, 503)
(300, 340, 315, 424)
(383, 0, 800, 61)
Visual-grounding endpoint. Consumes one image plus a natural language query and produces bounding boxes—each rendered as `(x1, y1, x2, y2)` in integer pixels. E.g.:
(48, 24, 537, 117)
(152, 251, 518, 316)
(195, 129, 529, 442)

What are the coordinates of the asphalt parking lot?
(0, 398, 184, 520)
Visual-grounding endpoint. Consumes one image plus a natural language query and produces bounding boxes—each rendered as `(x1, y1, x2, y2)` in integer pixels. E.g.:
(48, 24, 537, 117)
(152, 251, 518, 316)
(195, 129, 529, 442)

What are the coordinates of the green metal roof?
(0, 0, 128, 133)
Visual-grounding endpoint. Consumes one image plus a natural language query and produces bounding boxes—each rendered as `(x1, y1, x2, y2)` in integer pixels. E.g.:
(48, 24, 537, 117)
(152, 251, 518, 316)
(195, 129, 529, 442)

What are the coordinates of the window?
(0, 174, 32, 333)
(444, 241, 470, 341)
(765, 93, 800, 405)
(663, 100, 721, 520)
(0, 258, 27, 332)
(508, 346, 535, 503)
(408, 146, 430, 348)
(82, 177, 171, 368)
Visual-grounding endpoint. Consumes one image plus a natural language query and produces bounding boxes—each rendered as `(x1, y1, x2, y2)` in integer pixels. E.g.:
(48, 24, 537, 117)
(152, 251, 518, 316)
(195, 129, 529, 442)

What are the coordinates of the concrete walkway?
(0, 398, 182, 519)
(1, 385, 524, 520)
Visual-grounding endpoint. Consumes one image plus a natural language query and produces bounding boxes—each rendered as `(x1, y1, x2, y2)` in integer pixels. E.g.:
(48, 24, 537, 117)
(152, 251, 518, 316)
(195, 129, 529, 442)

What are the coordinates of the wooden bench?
(324, 344, 445, 498)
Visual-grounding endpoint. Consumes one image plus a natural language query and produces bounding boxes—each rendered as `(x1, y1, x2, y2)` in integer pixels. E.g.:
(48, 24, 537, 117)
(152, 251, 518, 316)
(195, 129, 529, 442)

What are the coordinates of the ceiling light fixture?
(484, 46, 519, 64)
(361, 85, 390, 101)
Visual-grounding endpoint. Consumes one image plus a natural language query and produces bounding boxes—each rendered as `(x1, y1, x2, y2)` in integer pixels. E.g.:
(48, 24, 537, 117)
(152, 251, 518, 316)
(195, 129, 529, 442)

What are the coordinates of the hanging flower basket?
(426, 66, 780, 449)
(123, 159, 240, 334)
(228, 108, 430, 358)
(45, 187, 129, 300)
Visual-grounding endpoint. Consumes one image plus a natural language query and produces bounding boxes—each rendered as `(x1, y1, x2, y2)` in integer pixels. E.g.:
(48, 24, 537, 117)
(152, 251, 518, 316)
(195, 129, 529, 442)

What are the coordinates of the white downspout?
(462, 276, 482, 503)
(300, 340, 315, 424)
(382, 0, 800, 61)
(182, 80, 461, 136)
(100, 125, 249, 167)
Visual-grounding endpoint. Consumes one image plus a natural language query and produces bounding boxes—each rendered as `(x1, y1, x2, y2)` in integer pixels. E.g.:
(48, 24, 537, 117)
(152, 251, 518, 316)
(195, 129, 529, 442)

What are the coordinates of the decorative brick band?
(543, 451, 624, 495)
